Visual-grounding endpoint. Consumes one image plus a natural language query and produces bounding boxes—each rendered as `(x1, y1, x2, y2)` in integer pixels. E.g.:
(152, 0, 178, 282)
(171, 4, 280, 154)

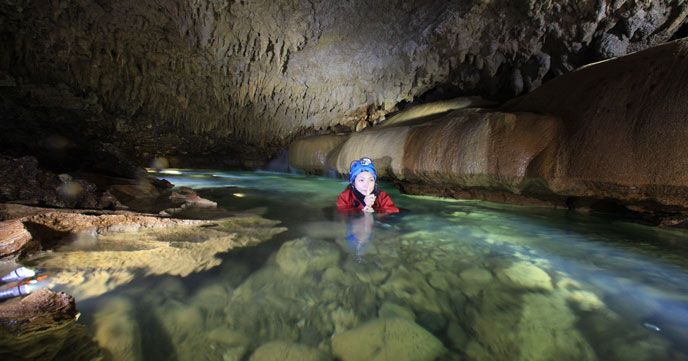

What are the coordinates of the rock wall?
(0, 0, 686, 162)
(502, 38, 688, 211)
(288, 38, 688, 223)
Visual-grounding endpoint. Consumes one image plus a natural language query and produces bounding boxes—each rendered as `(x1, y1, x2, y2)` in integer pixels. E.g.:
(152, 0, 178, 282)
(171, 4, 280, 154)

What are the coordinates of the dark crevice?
(670, 20, 688, 40)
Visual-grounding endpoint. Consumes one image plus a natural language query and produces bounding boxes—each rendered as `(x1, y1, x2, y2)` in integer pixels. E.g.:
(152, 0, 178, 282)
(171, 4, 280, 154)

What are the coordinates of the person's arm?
(374, 191, 400, 214)
(337, 190, 360, 213)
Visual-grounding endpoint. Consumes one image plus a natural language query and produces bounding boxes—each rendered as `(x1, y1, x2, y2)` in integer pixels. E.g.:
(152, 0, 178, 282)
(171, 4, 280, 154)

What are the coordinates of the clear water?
(14, 170, 688, 360)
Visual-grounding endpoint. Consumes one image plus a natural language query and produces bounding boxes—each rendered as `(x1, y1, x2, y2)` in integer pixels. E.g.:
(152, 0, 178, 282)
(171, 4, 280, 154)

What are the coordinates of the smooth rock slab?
(332, 318, 446, 361)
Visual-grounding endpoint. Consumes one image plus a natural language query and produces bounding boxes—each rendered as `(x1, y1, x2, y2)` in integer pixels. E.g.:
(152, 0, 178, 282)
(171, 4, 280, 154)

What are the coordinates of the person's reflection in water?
(346, 212, 374, 263)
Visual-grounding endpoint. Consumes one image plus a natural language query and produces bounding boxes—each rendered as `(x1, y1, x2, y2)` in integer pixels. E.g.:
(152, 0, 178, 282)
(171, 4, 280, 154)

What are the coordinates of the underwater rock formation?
(288, 38, 688, 223)
(25, 213, 285, 300)
(0, 289, 77, 334)
(249, 341, 330, 361)
(0, 290, 103, 361)
(0, 0, 685, 161)
(331, 318, 446, 361)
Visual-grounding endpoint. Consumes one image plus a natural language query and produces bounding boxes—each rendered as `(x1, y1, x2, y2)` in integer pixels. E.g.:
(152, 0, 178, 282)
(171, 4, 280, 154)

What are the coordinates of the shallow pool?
(24, 170, 688, 360)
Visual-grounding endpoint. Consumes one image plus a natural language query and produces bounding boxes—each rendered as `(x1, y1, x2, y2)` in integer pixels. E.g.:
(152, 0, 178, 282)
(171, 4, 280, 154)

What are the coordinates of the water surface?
(30, 170, 688, 360)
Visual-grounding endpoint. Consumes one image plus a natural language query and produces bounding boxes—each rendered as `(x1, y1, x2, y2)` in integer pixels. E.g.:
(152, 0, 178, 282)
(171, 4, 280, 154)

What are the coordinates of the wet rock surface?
(0, 220, 32, 258)
(19, 211, 285, 300)
(0, 289, 102, 360)
(0, 289, 76, 333)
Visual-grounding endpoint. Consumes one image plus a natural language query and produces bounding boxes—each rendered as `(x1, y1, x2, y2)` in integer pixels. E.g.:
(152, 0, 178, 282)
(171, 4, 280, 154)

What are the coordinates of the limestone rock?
(503, 38, 688, 215)
(25, 213, 285, 300)
(0, 289, 77, 334)
(331, 318, 446, 361)
(497, 262, 553, 291)
(275, 238, 341, 277)
(169, 187, 218, 209)
(470, 291, 596, 361)
(249, 341, 330, 361)
(287, 40, 688, 223)
(0, 219, 32, 257)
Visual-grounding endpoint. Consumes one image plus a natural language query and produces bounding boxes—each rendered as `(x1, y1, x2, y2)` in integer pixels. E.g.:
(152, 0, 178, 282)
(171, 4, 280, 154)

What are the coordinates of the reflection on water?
(15, 169, 688, 361)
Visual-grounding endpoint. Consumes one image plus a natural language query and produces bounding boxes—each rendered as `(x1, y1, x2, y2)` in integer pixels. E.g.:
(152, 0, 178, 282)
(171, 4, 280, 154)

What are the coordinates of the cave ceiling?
(0, 0, 686, 161)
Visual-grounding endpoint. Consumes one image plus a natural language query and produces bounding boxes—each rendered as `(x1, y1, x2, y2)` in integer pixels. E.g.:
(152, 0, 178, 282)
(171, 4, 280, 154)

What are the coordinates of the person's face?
(354, 172, 375, 195)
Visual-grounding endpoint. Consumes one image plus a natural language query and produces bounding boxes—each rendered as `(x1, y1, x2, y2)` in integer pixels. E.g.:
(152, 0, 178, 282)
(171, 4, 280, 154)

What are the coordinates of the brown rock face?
(0, 1, 685, 161)
(502, 38, 688, 210)
(0, 220, 31, 257)
(0, 156, 103, 209)
(0, 289, 77, 333)
(288, 39, 688, 223)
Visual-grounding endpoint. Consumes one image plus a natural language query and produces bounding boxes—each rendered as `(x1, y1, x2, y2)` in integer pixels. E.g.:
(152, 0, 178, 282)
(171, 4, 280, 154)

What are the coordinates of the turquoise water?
(18, 170, 688, 360)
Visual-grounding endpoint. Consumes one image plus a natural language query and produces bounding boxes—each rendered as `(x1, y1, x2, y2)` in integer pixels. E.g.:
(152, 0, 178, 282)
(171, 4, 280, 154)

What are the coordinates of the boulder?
(249, 341, 330, 361)
(496, 262, 553, 292)
(275, 238, 341, 277)
(331, 318, 446, 361)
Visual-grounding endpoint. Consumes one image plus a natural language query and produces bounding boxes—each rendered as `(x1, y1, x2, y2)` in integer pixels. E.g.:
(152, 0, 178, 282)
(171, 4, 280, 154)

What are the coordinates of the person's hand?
(364, 193, 376, 212)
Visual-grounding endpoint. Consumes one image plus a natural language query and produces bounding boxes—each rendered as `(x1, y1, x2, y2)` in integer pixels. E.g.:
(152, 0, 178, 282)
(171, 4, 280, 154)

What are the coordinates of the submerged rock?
(470, 290, 595, 361)
(497, 261, 553, 292)
(93, 297, 142, 361)
(275, 238, 341, 277)
(249, 340, 330, 361)
(0, 289, 102, 360)
(331, 318, 446, 361)
(0, 289, 77, 334)
(24, 213, 285, 300)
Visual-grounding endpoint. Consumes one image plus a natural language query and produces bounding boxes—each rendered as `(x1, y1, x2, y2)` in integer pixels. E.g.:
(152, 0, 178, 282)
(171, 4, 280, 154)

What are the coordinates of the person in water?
(336, 157, 399, 214)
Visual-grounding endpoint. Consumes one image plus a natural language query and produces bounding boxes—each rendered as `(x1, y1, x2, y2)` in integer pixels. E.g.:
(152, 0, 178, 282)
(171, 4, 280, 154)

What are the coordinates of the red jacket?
(336, 186, 400, 214)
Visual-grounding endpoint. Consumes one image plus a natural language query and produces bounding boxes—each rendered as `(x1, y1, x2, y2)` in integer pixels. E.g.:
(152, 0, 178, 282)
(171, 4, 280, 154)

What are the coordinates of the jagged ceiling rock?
(0, 0, 686, 158)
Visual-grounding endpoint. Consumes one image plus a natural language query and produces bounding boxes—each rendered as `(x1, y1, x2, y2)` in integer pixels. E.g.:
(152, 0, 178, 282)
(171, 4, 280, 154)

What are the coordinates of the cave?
(1, 1, 688, 360)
